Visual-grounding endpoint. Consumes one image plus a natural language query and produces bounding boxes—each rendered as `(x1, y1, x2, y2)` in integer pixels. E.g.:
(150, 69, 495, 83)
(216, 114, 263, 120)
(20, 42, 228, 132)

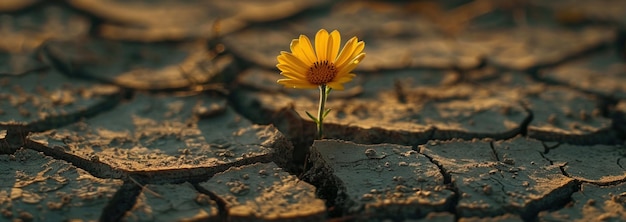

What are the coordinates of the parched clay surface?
(123, 182, 219, 221)
(26, 93, 293, 182)
(199, 162, 326, 221)
(0, 69, 121, 143)
(0, 148, 123, 221)
(224, 2, 615, 72)
(539, 183, 626, 221)
(233, 68, 530, 145)
(0, 0, 625, 221)
(540, 50, 626, 100)
(525, 86, 614, 144)
(0, 4, 83, 77)
(43, 38, 233, 90)
(0, 4, 89, 53)
(421, 137, 577, 219)
(455, 27, 614, 70)
(541, 143, 626, 185)
(532, 0, 626, 26)
(308, 140, 454, 220)
(223, 0, 478, 70)
(448, 70, 618, 144)
(67, 0, 332, 41)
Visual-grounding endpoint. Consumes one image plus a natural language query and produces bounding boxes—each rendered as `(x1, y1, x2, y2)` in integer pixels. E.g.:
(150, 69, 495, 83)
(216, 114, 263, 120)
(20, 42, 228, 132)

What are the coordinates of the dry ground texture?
(1, 0, 626, 221)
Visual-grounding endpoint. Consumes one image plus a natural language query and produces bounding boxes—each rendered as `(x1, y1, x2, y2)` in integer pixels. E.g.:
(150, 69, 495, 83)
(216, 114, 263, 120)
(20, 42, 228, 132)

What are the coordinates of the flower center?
(306, 60, 337, 85)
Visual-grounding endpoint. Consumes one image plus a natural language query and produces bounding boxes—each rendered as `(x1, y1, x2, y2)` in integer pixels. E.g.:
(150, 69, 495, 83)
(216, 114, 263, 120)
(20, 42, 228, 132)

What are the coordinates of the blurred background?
(1, 0, 624, 84)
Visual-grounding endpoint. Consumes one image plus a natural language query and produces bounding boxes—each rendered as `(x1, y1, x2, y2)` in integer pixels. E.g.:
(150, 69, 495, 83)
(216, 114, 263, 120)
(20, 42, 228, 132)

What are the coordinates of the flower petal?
(350, 41, 365, 60)
(333, 73, 356, 83)
(326, 82, 345, 90)
(327, 30, 341, 61)
(277, 64, 306, 77)
(277, 79, 317, 89)
(315, 29, 329, 62)
(279, 71, 306, 80)
(336, 53, 365, 77)
(277, 51, 309, 73)
(290, 39, 312, 65)
(334, 37, 357, 68)
(337, 40, 364, 69)
(298, 34, 317, 63)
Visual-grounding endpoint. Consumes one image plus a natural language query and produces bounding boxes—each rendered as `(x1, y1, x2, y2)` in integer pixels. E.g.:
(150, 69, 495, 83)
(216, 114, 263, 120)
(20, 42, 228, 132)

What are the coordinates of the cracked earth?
(1, 0, 626, 221)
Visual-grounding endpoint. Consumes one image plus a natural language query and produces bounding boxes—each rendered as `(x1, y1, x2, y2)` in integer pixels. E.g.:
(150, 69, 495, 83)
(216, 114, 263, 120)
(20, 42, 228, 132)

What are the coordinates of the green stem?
(316, 84, 328, 140)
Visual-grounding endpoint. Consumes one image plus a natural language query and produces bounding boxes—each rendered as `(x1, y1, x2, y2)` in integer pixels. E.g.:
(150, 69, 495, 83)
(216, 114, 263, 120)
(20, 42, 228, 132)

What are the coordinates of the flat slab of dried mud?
(199, 162, 326, 221)
(308, 140, 454, 220)
(25, 93, 293, 182)
(0, 149, 122, 221)
(421, 137, 577, 219)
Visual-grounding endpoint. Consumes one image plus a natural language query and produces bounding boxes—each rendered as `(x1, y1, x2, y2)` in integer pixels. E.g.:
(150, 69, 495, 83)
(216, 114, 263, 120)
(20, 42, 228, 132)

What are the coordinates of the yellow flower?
(276, 29, 365, 90)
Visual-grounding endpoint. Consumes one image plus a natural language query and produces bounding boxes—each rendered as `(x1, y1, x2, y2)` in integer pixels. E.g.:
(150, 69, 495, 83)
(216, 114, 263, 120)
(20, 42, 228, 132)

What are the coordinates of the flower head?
(277, 29, 365, 90)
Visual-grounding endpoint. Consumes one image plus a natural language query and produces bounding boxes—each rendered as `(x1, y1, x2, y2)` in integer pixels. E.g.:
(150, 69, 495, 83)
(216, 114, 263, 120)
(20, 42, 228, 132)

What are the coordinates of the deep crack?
(489, 141, 501, 162)
(193, 183, 228, 222)
(418, 145, 460, 218)
(100, 180, 141, 222)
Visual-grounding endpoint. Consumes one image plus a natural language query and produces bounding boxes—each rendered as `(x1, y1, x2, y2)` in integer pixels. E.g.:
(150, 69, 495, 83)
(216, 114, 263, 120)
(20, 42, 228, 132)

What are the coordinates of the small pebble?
(392, 176, 404, 183)
(365, 148, 376, 157)
(483, 185, 492, 195)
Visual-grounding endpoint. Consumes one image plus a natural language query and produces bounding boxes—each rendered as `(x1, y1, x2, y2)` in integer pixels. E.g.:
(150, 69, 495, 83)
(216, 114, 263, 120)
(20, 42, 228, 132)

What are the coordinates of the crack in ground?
(541, 141, 561, 154)
(25, 139, 126, 179)
(25, 134, 276, 185)
(100, 180, 141, 222)
(515, 150, 580, 220)
(26, 138, 275, 221)
(417, 146, 459, 218)
(27, 138, 275, 221)
(0, 89, 123, 149)
(525, 42, 610, 82)
(610, 104, 626, 142)
(0, 126, 29, 154)
(193, 183, 228, 222)
(488, 176, 509, 204)
(521, 181, 579, 221)
(538, 146, 626, 187)
(495, 160, 578, 220)
(518, 101, 534, 137)
(537, 141, 626, 186)
(537, 149, 571, 178)
(489, 141, 501, 162)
